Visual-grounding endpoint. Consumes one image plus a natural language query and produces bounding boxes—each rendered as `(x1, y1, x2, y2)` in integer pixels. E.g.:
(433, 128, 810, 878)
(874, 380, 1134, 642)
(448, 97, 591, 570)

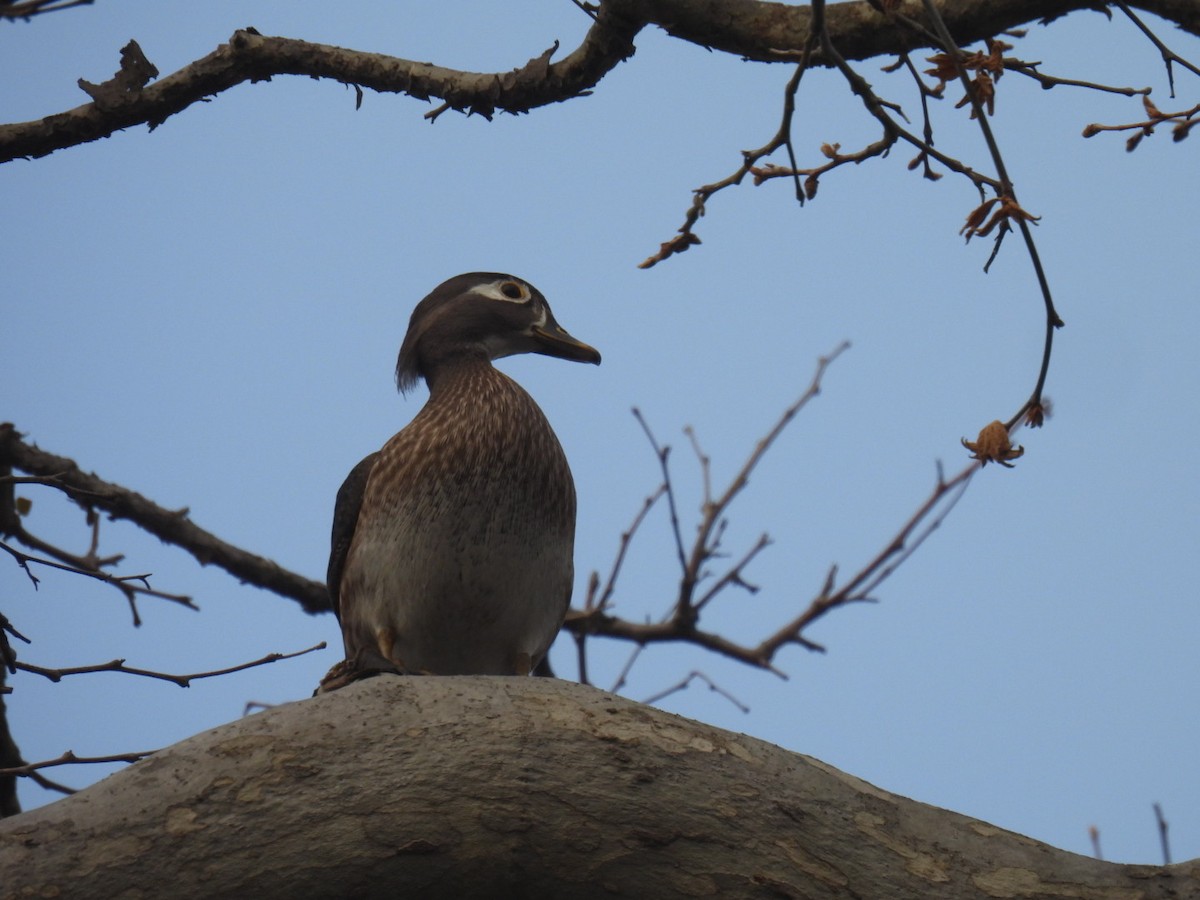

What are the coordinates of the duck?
(323, 272, 600, 686)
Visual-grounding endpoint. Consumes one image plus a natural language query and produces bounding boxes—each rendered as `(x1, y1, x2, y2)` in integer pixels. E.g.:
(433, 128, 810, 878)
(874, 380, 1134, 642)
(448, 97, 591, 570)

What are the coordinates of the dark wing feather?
(326, 452, 379, 620)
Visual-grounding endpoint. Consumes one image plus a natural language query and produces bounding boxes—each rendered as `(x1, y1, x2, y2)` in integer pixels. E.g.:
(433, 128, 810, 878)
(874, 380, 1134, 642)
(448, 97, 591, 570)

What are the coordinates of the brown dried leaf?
(977, 71, 996, 116)
(960, 198, 998, 235)
(961, 195, 1040, 241)
(925, 53, 958, 82)
(961, 420, 1025, 468)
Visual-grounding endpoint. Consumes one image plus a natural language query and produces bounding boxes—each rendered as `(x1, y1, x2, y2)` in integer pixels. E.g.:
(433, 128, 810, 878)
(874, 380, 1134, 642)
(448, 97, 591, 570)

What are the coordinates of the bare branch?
(904, 3, 1063, 430)
(1153, 802, 1171, 866)
(608, 643, 646, 694)
(0, 13, 639, 163)
(584, 485, 666, 615)
(1116, 0, 1200, 96)
(642, 670, 751, 713)
(1, 539, 195, 616)
(1, 614, 30, 677)
(0, 423, 329, 614)
(567, 608, 790, 675)
(1083, 97, 1200, 147)
(566, 343, 852, 677)
(1004, 59, 1151, 96)
(0, 749, 155, 779)
(756, 460, 977, 661)
(632, 411, 688, 575)
(673, 341, 850, 624)
(0, 0, 92, 20)
(5, 1, 1198, 164)
(694, 533, 769, 613)
(12, 642, 327, 688)
(24, 769, 76, 796)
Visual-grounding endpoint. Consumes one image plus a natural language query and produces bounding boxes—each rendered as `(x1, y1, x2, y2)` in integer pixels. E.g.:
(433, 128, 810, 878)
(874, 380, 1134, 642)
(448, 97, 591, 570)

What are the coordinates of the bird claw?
(313, 648, 418, 694)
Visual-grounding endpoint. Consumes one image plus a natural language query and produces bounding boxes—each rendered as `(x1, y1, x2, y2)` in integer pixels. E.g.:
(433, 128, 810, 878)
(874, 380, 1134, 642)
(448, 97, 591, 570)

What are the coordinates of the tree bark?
(0, 677, 1192, 898)
(4, 0, 1200, 164)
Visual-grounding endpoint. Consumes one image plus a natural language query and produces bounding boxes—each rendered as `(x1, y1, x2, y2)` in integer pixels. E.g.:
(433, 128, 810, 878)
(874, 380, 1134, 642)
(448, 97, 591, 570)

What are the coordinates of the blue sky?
(2, 2, 1197, 865)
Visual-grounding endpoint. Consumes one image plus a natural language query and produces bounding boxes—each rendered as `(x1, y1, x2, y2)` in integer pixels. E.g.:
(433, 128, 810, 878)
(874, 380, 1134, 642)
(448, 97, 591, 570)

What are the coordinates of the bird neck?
(424, 352, 511, 401)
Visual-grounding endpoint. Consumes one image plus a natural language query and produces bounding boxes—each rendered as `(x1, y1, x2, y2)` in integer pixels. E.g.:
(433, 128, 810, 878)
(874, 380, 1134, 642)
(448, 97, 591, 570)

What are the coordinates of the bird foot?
(313, 648, 418, 694)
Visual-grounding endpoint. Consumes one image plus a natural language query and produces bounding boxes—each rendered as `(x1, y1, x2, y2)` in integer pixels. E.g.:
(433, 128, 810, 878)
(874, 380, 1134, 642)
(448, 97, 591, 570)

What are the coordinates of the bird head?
(396, 273, 601, 393)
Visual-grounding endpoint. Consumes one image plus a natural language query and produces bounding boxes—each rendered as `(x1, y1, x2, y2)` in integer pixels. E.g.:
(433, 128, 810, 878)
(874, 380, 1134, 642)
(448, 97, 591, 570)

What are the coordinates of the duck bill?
(531, 323, 602, 365)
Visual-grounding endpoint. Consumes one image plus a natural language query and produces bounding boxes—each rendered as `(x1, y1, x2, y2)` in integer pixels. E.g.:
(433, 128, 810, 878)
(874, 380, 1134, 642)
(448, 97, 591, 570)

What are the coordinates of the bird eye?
(500, 281, 524, 300)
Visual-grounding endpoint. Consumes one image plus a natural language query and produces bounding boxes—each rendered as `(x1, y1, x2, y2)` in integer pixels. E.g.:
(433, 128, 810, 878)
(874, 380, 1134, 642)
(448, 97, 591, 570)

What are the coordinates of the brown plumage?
(323, 273, 600, 685)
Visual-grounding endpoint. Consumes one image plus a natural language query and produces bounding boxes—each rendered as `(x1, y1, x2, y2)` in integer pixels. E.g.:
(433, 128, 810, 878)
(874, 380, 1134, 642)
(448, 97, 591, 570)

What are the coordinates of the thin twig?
(913, 0, 1062, 430)
(756, 459, 978, 660)
(569, 0, 598, 21)
(1, 538, 194, 615)
(0, 424, 329, 614)
(632, 411, 689, 575)
(25, 769, 77, 795)
(0, 748, 155, 778)
(13, 642, 326, 688)
(566, 344, 851, 678)
(573, 624, 591, 686)
(1004, 60, 1151, 97)
(694, 533, 770, 612)
(638, 7, 823, 268)
(1083, 98, 1200, 147)
(642, 670, 751, 713)
(675, 342, 851, 626)
(587, 485, 666, 614)
(608, 643, 645, 694)
(0, 0, 91, 20)
(1153, 803, 1171, 865)
(1115, 0, 1200, 97)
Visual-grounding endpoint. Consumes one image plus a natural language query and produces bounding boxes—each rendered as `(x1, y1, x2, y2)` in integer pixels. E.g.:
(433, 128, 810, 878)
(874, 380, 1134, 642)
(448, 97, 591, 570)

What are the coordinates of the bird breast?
(340, 365, 576, 674)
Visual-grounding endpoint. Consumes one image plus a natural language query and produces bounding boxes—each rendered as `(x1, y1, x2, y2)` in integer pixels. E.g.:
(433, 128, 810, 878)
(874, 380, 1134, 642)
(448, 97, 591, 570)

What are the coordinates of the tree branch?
(0, 0, 92, 20)
(2, 678, 1195, 897)
(3, 1, 1198, 164)
(0, 423, 330, 614)
(13, 642, 326, 688)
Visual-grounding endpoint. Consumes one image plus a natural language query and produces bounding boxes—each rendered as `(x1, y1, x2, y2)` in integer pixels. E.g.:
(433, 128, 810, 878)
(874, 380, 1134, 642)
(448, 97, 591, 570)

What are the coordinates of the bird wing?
(326, 451, 379, 620)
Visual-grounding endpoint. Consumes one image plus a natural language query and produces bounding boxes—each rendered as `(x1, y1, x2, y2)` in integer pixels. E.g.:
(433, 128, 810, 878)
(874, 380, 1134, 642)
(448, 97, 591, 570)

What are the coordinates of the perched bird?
(323, 272, 600, 686)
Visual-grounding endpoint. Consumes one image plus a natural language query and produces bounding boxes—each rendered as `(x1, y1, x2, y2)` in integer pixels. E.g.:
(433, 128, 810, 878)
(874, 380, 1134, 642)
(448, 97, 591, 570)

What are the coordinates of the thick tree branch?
(634, 0, 1200, 62)
(0, 10, 639, 163)
(0, 423, 330, 614)
(3, 0, 1198, 164)
(1, 678, 1194, 897)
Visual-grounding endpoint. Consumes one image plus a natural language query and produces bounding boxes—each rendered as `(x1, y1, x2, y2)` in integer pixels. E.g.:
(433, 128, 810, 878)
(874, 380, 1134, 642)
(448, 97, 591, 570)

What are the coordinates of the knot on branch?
(77, 40, 159, 110)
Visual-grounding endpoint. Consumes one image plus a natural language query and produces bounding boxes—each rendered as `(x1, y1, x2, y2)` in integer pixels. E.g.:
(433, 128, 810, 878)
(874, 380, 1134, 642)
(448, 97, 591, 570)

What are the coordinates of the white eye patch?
(473, 280, 530, 303)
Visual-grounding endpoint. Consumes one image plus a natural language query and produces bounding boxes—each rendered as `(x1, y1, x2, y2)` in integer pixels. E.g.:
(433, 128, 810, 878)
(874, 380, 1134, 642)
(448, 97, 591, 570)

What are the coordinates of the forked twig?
(1115, 0, 1200, 96)
(756, 459, 977, 658)
(13, 642, 326, 688)
(638, 4, 824, 268)
(642, 670, 751, 713)
(0, 748, 155, 778)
